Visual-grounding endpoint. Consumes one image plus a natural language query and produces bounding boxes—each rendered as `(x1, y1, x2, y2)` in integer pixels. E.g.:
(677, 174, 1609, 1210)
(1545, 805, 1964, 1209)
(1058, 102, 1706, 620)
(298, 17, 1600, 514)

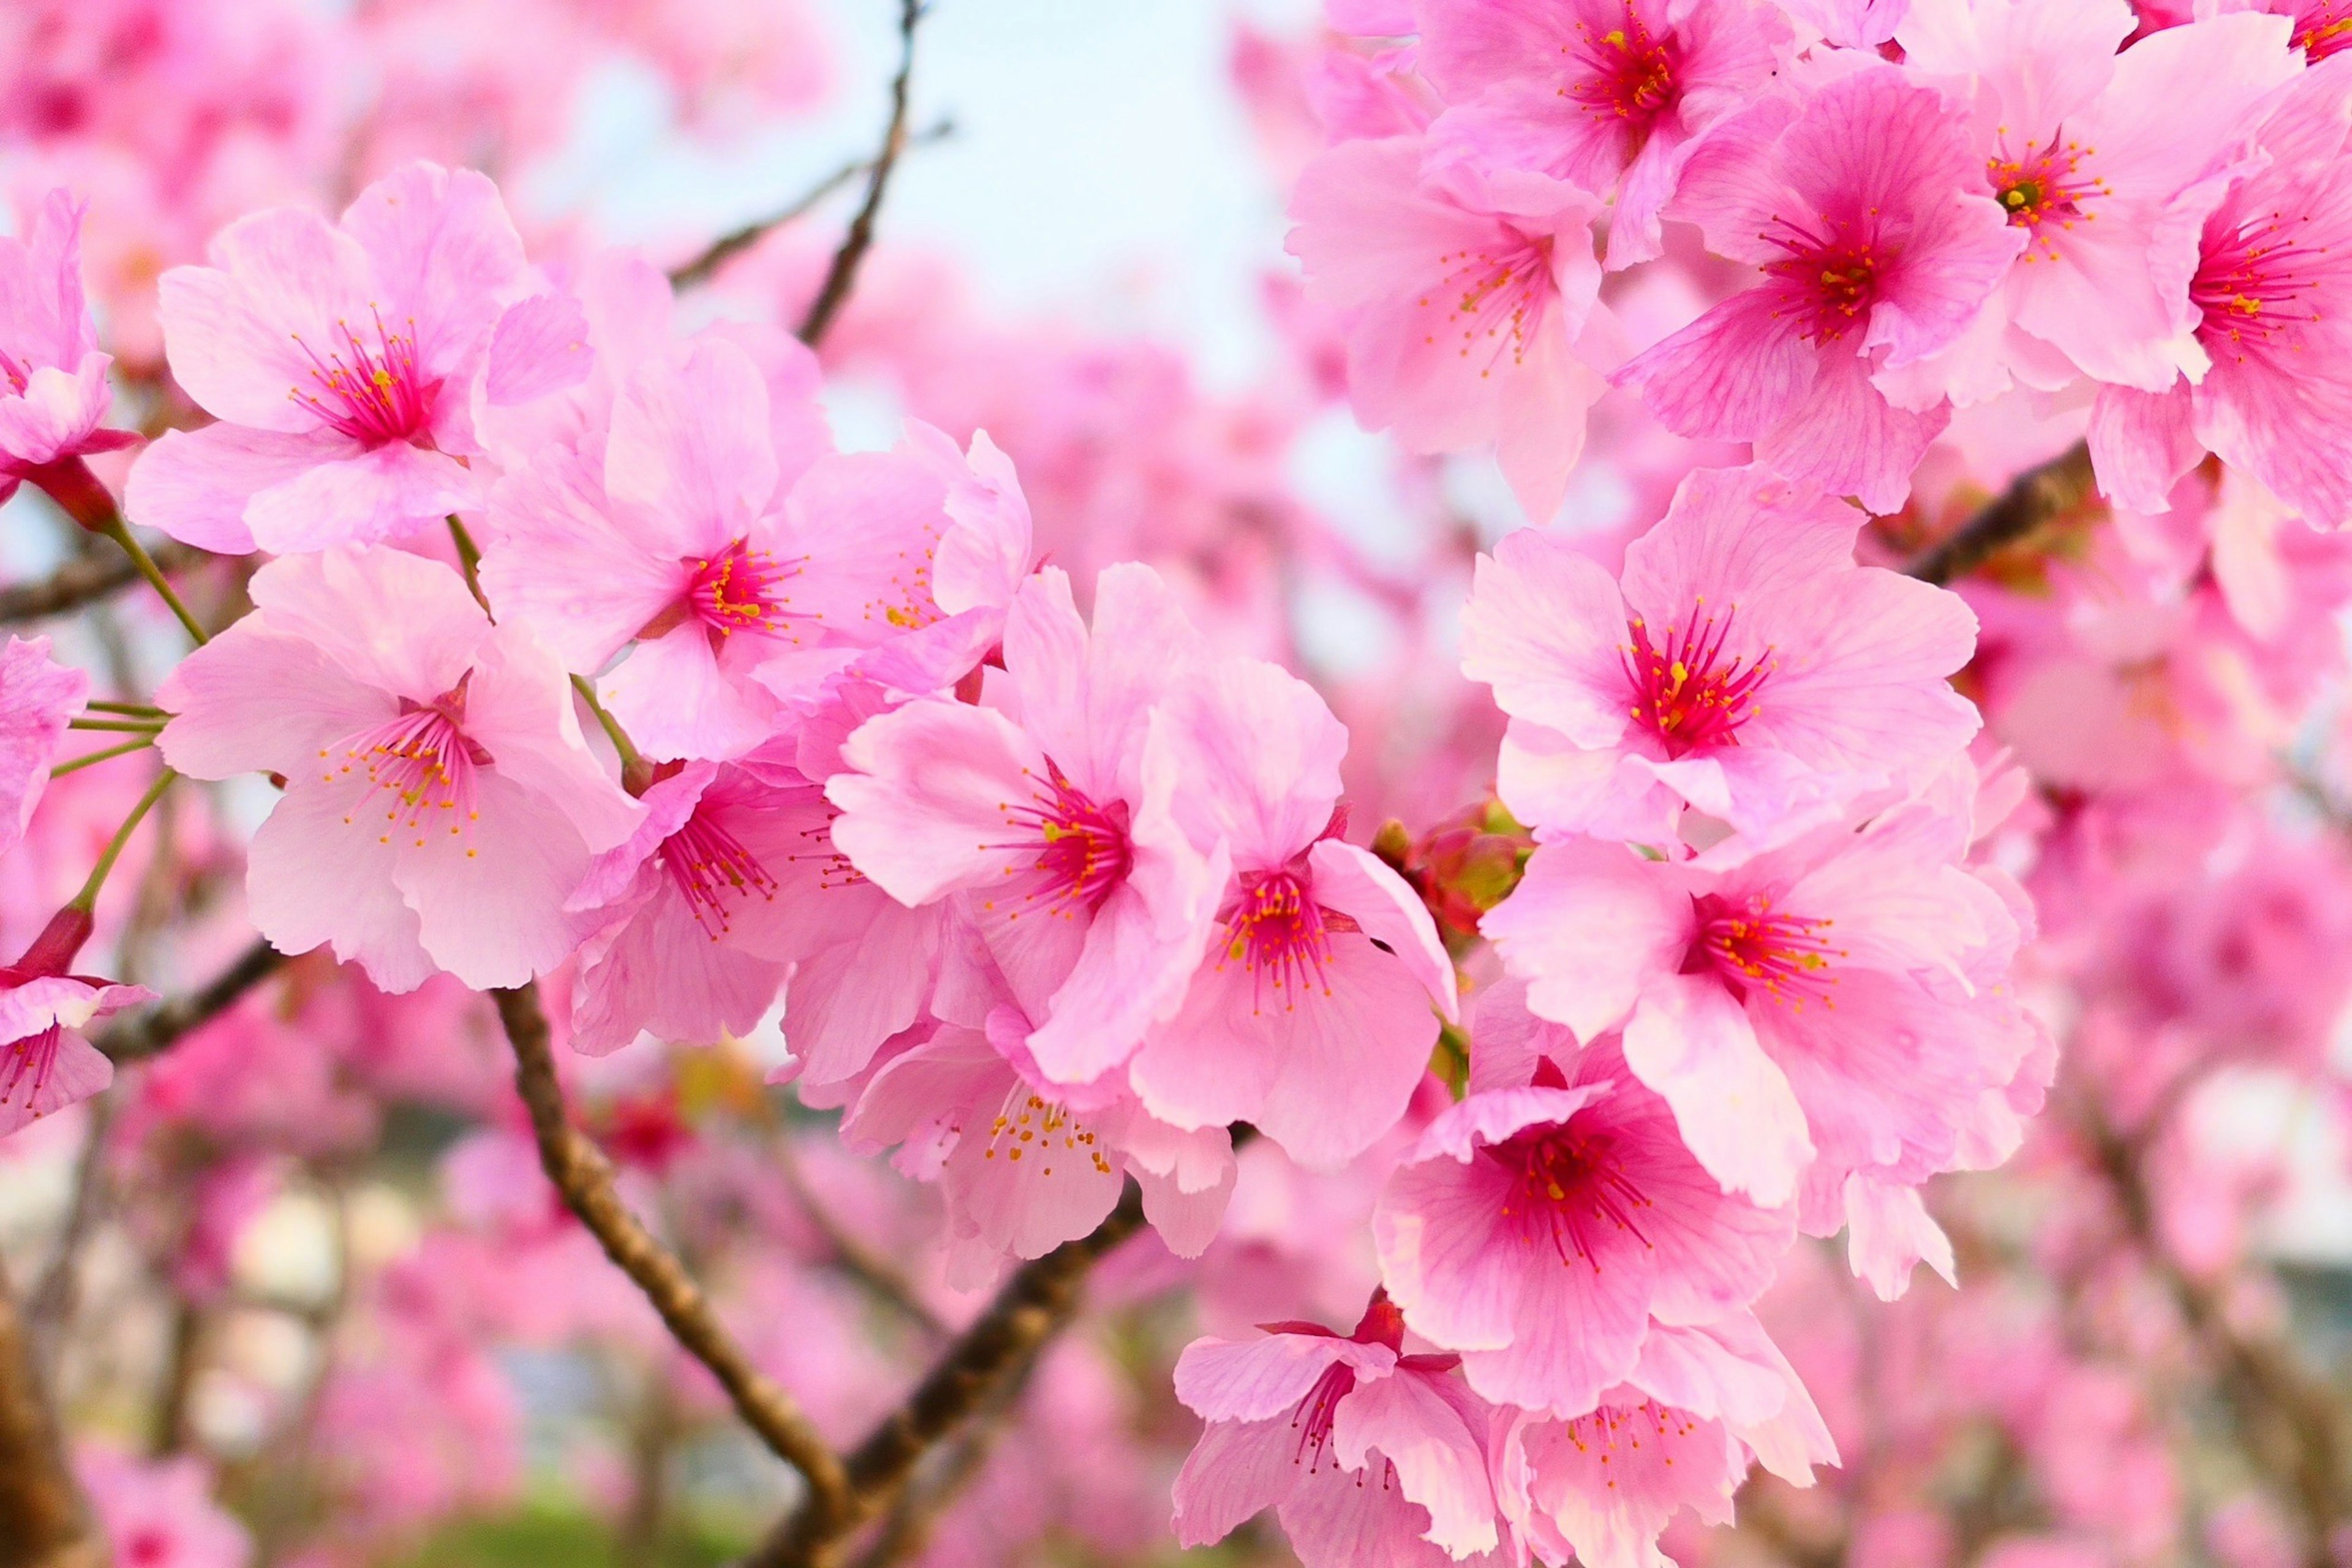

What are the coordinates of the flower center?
(662, 807, 780, 939)
(289, 308, 439, 447)
(1219, 869, 1348, 1010)
(1689, 892, 1843, 1009)
(1988, 132, 2108, 259)
(1490, 1119, 1653, 1270)
(1556, 1399, 1702, 1463)
(2192, 206, 2332, 361)
(983, 761, 1134, 921)
(1569, 15, 1679, 129)
(1422, 232, 1557, 381)
(1761, 217, 1885, 344)
(683, 538, 799, 641)
(323, 674, 491, 851)
(0, 346, 30, 396)
(2296, 2, 2352, 59)
(1622, 602, 1770, 756)
(785, 805, 867, 892)
(123, 1529, 175, 1568)
(0, 1022, 64, 1115)
(979, 1087, 1114, 1178)
(1290, 1360, 1357, 1471)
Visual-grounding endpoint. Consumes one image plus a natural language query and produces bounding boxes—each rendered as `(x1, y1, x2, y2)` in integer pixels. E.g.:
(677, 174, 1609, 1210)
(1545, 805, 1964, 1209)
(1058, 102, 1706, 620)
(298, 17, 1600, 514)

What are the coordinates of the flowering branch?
(489, 982, 854, 1515)
(796, 0, 929, 347)
(743, 1184, 1148, 1568)
(1902, 439, 2098, 585)
(670, 118, 955, 290)
(95, 940, 285, 1066)
(0, 540, 206, 627)
(0, 1261, 99, 1568)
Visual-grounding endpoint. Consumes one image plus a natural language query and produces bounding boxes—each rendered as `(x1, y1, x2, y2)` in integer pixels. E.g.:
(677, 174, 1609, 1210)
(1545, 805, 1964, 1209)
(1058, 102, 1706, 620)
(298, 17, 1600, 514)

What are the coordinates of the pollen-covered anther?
(288, 306, 439, 447)
(1694, 892, 1845, 1009)
(1621, 600, 1771, 756)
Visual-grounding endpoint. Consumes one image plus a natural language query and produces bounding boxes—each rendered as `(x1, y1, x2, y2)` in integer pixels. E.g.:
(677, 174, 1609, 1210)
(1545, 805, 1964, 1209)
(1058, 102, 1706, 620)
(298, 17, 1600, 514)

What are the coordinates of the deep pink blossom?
(1462, 466, 1980, 842)
(77, 1444, 252, 1568)
(1126, 655, 1457, 1170)
(0, 906, 151, 1138)
(0, 189, 136, 498)
(827, 564, 1226, 1085)
(0, 635, 86, 858)
(127, 161, 535, 553)
(1617, 67, 2025, 511)
(1373, 1038, 1793, 1415)
(1483, 797, 2045, 1281)
(2087, 55, 2352, 527)
(158, 545, 642, 991)
(1170, 1294, 1506, 1567)
(1419, 0, 1795, 268)
(1287, 135, 1608, 522)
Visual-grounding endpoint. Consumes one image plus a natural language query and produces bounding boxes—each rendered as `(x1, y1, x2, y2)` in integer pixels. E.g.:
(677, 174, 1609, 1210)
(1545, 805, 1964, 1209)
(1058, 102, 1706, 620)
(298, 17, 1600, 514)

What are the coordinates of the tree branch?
(0, 1260, 101, 1568)
(671, 119, 955, 290)
(490, 983, 851, 1515)
(1902, 440, 2097, 586)
(0, 540, 207, 625)
(96, 940, 287, 1065)
(796, 0, 930, 348)
(743, 1183, 1148, 1568)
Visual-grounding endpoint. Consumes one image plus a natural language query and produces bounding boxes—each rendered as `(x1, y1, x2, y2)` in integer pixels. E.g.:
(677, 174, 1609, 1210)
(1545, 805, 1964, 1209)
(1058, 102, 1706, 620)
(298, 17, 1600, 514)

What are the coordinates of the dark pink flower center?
(979, 1087, 1113, 1178)
(2192, 205, 2333, 361)
(2295, 1, 2352, 59)
(123, 1529, 174, 1568)
(1567, 12, 1681, 131)
(682, 538, 799, 640)
(1689, 891, 1842, 1008)
(1490, 1118, 1653, 1271)
(1422, 232, 1558, 380)
(290, 308, 439, 446)
(1987, 132, 2109, 258)
(1760, 217, 1885, 344)
(0, 345, 31, 396)
(1219, 867, 1354, 1011)
(1621, 604, 1770, 756)
(324, 673, 492, 851)
(0, 1022, 64, 1116)
(985, 761, 1134, 919)
(1290, 1359, 1357, 1470)
(662, 807, 779, 939)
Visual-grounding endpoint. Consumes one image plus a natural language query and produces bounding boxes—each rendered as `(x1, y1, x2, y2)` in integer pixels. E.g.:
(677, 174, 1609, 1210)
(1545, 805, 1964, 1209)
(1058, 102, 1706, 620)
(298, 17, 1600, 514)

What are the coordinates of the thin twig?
(742, 1183, 1149, 1568)
(0, 1260, 101, 1568)
(491, 984, 853, 1515)
(848, 1342, 1046, 1568)
(796, 0, 930, 348)
(26, 1091, 119, 1374)
(671, 119, 955, 290)
(96, 940, 287, 1065)
(0, 541, 206, 625)
(1901, 440, 2097, 585)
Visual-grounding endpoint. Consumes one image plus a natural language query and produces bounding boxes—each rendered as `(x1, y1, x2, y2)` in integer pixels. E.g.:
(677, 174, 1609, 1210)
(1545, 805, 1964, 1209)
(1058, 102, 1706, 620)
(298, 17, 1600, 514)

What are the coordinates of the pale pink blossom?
(1373, 1038, 1793, 1415)
(1461, 466, 1980, 842)
(0, 188, 137, 497)
(0, 906, 151, 1137)
(1126, 655, 1458, 1171)
(0, 635, 87, 858)
(1170, 1294, 1506, 1567)
(157, 545, 642, 992)
(77, 1444, 252, 1568)
(1287, 134, 1608, 523)
(1420, 0, 1795, 267)
(827, 564, 1226, 1085)
(127, 160, 536, 553)
(1617, 67, 2025, 511)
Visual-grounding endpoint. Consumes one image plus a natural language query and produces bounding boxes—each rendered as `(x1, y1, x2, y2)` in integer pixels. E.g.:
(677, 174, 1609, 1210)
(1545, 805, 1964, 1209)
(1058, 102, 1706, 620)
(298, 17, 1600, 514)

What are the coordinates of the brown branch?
(743, 1183, 1149, 1568)
(796, 0, 929, 348)
(671, 119, 955, 290)
(1902, 439, 2096, 585)
(97, 939, 287, 1065)
(848, 1344, 1044, 1568)
(0, 1260, 101, 1568)
(491, 983, 852, 1514)
(0, 540, 206, 625)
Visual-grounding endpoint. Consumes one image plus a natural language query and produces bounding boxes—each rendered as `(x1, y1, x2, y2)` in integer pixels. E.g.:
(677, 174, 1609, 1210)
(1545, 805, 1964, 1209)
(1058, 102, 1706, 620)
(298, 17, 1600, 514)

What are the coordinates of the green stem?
(571, 675, 651, 793)
(69, 769, 176, 912)
(447, 516, 488, 609)
(51, 736, 157, 777)
(85, 700, 165, 718)
(99, 519, 208, 645)
(68, 717, 166, 734)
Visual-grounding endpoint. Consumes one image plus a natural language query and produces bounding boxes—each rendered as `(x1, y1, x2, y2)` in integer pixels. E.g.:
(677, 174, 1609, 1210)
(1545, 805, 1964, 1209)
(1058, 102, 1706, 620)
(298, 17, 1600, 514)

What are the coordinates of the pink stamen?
(1564, 12, 1681, 131)
(984, 761, 1134, 921)
(288, 307, 438, 446)
(662, 807, 779, 940)
(323, 673, 492, 851)
(1490, 1115, 1655, 1272)
(0, 1022, 64, 1115)
(1621, 600, 1771, 755)
(1690, 891, 1845, 1009)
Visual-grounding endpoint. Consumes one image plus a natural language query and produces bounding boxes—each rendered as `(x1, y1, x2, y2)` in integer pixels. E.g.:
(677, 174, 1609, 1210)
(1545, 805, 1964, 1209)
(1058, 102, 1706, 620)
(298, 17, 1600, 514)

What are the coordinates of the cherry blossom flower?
(1288, 134, 1608, 522)
(0, 188, 137, 503)
(127, 160, 536, 554)
(1373, 1036, 1793, 1415)
(1617, 67, 2025, 511)
(0, 635, 87, 858)
(1126, 654, 1458, 1170)
(77, 1444, 252, 1568)
(1462, 465, 1980, 842)
(1419, 0, 1795, 267)
(0, 905, 151, 1138)
(827, 563, 1226, 1086)
(157, 545, 641, 992)
(1170, 1294, 1506, 1567)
